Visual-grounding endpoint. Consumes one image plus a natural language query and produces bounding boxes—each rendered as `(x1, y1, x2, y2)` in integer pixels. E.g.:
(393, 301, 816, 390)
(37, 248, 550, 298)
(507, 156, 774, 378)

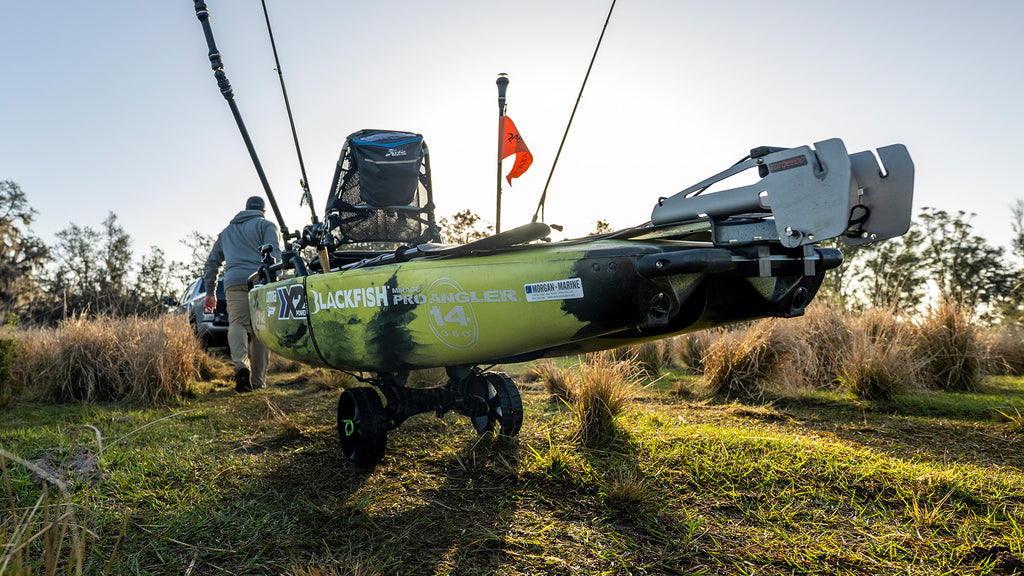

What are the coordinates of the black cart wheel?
(337, 387, 387, 466)
(465, 372, 523, 436)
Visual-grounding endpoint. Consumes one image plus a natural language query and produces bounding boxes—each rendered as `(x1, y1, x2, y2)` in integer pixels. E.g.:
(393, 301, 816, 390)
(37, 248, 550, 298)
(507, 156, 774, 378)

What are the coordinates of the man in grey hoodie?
(203, 196, 281, 392)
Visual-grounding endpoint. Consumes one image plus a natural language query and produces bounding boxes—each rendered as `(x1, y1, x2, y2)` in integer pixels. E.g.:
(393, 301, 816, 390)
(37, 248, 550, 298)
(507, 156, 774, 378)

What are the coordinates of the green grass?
(2, 362, 1023, 575)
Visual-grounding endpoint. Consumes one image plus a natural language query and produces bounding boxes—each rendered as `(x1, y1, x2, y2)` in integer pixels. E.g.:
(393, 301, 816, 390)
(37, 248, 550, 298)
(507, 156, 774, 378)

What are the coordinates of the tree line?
(3, 178, 1022, 326)
(820, 205, 1023, 321)
(1, 180, 214, 324)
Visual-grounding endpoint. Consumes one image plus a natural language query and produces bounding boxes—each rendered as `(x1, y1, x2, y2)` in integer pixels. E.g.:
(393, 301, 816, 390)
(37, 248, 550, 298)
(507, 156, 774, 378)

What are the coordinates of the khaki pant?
(225, 285, 269, 388)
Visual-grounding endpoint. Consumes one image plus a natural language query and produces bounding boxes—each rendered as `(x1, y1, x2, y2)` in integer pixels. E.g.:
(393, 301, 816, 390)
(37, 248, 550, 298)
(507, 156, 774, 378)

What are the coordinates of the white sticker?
(524, 278, 584, 302)
(253, 309, 267, 332)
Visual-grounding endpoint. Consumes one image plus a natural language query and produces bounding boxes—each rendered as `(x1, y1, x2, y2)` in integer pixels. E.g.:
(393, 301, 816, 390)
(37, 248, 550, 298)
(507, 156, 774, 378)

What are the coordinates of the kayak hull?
(249, 238, 831, 372)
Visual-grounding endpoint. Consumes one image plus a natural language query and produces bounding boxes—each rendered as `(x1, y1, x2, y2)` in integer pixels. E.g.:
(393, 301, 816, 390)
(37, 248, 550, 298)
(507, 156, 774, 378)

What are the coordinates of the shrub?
(10, 314, 205, 405)
(916, 298, 986, 392)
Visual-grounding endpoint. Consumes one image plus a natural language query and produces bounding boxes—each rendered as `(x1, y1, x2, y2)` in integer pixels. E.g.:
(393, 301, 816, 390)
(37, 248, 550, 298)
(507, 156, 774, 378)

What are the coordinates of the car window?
(180, 281, 196, 304)
(192, 280, 205, 299)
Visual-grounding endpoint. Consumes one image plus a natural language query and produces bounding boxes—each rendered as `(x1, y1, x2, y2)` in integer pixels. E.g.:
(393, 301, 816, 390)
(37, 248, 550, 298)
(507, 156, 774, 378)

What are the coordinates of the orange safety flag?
(500, 115, 533, 185)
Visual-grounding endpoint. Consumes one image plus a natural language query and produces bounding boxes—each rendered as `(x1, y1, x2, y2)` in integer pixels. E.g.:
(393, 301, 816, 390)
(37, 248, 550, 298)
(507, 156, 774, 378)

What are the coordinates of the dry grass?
(984, 325, 1024, 376)
(666, 330, 716, 374)
(700, 320, 809, 399)
(407, 366, 448, 388)
(9, 314, 204, 405)
(609, 340, 666, 377)
(694, 301, 999, 400)
(799, 303, 854, 389)
(268, 352, 304, 373)
(531, 354, 642, 446)
(278, 367, 353, 391)
(838, 310, 926, 400)
(532, 359, 573, 402)
(916, 298, 986, 392)
(569, 352, 642, 447)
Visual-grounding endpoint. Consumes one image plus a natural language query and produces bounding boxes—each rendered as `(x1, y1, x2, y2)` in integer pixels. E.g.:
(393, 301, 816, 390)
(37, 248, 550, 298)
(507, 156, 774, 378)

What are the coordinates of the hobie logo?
(277, 284, 308, 320)
(385, 148, 407, 157)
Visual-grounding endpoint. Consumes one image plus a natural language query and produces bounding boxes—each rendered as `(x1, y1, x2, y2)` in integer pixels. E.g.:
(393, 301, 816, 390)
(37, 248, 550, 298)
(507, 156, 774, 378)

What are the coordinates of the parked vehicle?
(176, 277, 228, 348)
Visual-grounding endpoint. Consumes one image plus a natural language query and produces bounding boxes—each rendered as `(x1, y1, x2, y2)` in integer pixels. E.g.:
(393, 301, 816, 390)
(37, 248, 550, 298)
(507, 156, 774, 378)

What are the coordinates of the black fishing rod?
(259, 0, 332, 267)
(260, 0, 316, 219)
(532, 0, 616, 225)
(193, 1, 295, 246)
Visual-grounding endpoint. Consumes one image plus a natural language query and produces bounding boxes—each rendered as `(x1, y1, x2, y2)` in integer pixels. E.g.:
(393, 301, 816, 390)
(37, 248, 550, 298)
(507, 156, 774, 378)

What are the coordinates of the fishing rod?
(193, 1, 294, 246)
(532, 0, 616, 225)
(260, 1, 316, 219)
(259, 0, 332, 267)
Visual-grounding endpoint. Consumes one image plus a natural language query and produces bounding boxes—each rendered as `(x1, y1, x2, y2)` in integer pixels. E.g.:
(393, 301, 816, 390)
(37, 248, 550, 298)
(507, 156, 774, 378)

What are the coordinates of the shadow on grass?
(592, 433, 711, 571)
(366, 432, 522, 575)
(201, 410, 526, 574)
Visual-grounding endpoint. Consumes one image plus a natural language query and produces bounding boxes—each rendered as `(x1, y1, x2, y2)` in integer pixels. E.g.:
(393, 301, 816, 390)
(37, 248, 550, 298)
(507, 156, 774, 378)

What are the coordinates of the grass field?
(2, 352, 1023, 575)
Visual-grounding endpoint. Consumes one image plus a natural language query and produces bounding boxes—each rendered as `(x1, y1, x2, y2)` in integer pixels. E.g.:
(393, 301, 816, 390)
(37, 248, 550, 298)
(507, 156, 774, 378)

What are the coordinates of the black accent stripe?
(301, 275, 344, 371)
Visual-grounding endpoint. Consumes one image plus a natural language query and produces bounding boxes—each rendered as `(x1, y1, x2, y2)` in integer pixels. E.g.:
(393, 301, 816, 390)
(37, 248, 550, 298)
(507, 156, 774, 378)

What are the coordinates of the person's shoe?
(234, 367, 253, 393)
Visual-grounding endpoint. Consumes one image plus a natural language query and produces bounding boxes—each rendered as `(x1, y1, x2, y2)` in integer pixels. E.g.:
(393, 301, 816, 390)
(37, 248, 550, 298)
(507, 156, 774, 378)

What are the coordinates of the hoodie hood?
(230, 209, 265, 225)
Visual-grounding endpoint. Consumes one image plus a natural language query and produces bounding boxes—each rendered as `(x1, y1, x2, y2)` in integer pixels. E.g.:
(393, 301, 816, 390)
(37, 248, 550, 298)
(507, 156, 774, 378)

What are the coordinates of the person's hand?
(203, 293, 217, 313)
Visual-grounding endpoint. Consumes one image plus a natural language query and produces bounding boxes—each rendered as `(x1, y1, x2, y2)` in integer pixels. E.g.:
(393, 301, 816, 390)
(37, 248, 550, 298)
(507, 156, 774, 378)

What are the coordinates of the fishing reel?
(248, 243, 279, 288)
(301, 221, 333, 252)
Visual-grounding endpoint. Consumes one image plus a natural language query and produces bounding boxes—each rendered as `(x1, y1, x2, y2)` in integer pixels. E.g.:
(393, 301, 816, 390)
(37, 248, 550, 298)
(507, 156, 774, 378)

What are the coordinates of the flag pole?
(495, 73, 509, 234)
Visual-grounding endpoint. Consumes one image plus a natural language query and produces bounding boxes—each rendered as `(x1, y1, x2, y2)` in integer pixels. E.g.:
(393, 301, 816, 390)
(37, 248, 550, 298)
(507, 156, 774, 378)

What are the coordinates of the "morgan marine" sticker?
(524, 278, 584, 302)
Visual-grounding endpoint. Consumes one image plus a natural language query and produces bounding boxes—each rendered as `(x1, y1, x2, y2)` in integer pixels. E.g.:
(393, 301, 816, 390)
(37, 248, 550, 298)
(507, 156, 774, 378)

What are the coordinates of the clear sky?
(2, 1, 1022, 267)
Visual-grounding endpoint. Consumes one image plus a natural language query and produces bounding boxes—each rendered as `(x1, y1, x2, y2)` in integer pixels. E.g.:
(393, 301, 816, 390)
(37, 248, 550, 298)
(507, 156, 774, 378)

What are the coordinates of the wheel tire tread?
(338, 387, 387, 466)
